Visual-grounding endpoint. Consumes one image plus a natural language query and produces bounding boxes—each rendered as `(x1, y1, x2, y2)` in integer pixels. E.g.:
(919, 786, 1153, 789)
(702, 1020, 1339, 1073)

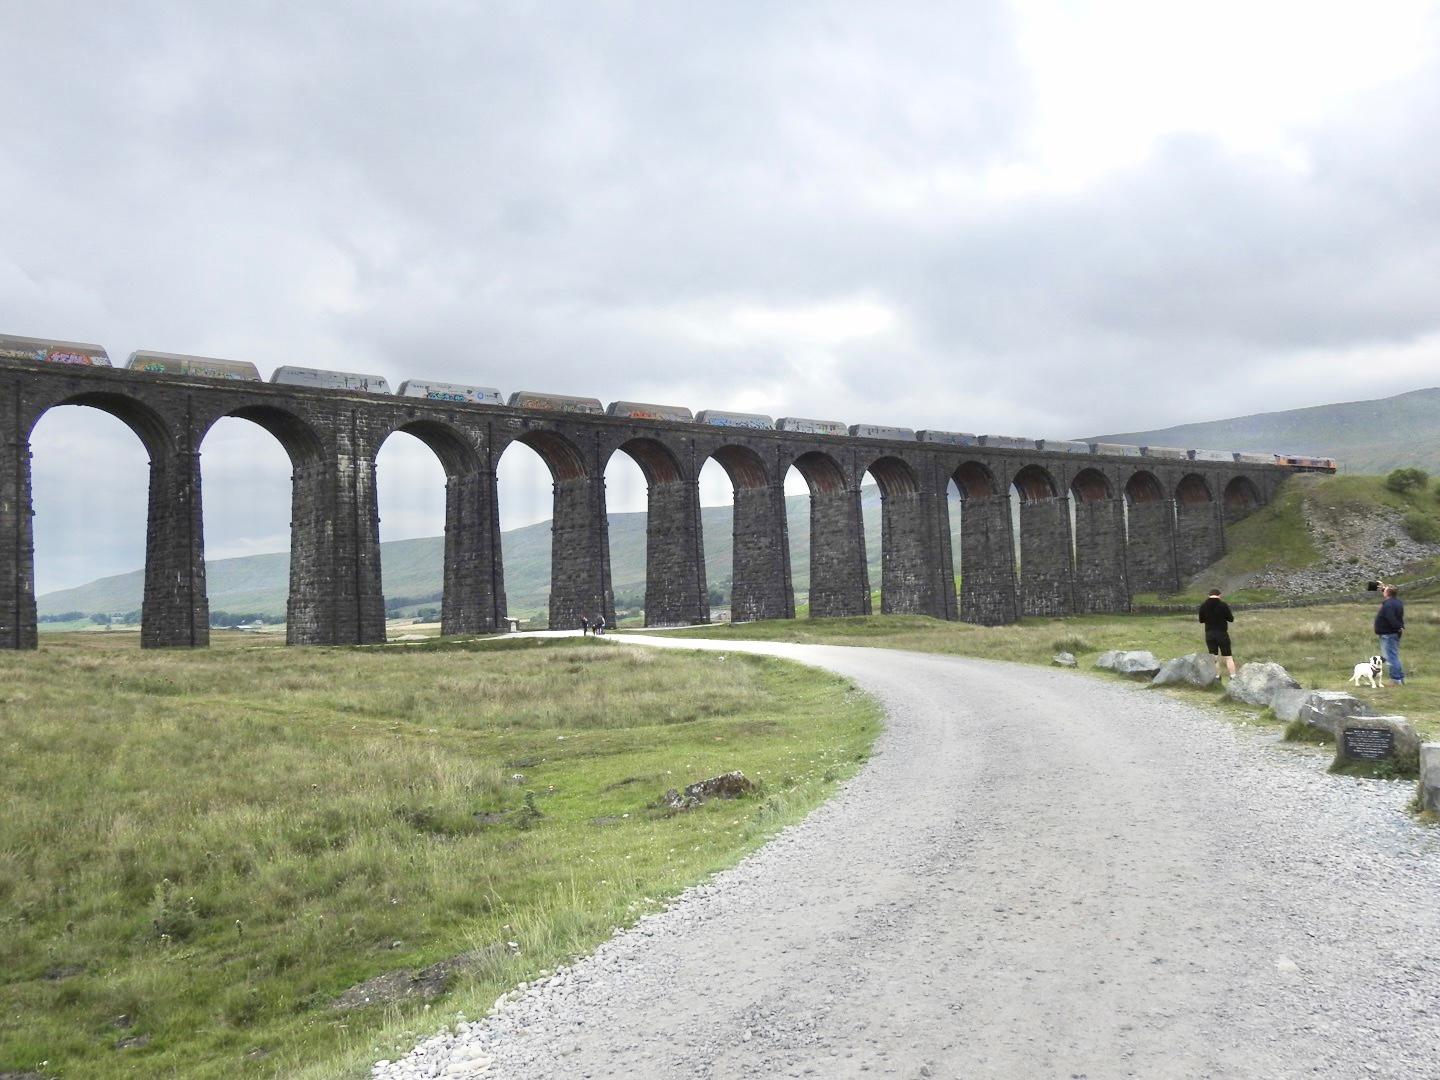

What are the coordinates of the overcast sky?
(6, 1, 1440, 595)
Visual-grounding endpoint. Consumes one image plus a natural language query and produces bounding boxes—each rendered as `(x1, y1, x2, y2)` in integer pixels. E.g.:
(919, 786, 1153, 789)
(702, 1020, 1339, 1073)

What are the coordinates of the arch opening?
(514, 429, 587, 483)
(700, 445, 773, 623)
(789, 451, 848, 496)
(28, 404, 154, 637)
(952, 460, 999, 500)
(1012, 464, 1059, 504)
(1224, 475, 1261, 513)
(1176, 473, 1214, 505)
(375, 426, 470, 630)
(1124, 470, 1165, 505)
(1070, 468, 1112, 503)
(496, 439, 557, 629)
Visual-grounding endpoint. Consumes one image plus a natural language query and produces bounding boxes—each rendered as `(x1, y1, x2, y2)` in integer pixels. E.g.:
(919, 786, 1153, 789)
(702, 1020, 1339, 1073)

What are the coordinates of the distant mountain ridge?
(1089, 386, 1440, 474)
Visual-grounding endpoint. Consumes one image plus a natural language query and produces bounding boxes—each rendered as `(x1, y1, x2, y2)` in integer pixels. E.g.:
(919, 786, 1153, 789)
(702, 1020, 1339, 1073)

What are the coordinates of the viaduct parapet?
(0, 362, 1288, 649)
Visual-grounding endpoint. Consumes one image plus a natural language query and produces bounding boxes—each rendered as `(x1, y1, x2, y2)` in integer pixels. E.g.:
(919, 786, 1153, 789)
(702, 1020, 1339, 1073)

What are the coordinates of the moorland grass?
(659, 601, 1440, 739)
(0, 633, 879, 1079)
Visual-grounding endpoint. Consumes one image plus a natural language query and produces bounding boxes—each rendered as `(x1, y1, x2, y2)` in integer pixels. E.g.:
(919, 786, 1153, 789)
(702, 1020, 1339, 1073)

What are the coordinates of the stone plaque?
(1342, 727, 1396, 761)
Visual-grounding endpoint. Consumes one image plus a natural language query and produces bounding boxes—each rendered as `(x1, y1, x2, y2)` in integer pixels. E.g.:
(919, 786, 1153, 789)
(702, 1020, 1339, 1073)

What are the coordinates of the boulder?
(1052, 652, 1077, 668)
(1269, 688, 1310, 724)
(1418, 744, 1440, 813)
(1149, 653, 1219, 689)
(1095, 650, 1162, 678)
(1224, 662, 1301, 707)
(1293, 690, 1373, 737)
(1333, 715, 1421, 775)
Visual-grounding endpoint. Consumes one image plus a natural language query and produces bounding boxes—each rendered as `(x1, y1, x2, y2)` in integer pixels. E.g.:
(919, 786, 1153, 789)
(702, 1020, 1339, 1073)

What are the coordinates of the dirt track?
(377, 637, 1440, 1079)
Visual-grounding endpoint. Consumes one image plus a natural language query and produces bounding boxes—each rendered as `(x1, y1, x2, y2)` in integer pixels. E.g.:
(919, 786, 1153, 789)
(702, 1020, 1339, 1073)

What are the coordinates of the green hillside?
(1091, 386, 1440, 474)
(39, 487, 943, 625)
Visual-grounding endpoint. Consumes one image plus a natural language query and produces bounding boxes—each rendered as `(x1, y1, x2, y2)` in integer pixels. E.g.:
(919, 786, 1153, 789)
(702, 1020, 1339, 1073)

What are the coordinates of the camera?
(1367, 580, 1381, 591)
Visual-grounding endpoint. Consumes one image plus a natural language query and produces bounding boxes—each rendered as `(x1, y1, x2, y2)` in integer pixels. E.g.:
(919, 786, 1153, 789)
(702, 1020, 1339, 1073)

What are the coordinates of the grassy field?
(0, 633, 880, 1079)
(658, 601, 1440, 739)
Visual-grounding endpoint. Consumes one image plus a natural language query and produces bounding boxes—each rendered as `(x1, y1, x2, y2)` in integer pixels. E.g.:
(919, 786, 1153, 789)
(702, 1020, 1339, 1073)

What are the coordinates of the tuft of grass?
(0, 634, 880, 1079)
(1283, 719, 1335, 745)
(1285, 621, 1333, 642)
(1403, 511, 1440, 543)
(1050, 633, 1094, 654)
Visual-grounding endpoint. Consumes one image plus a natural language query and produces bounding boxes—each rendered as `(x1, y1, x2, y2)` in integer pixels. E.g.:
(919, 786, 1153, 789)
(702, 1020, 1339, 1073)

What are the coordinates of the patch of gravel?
(374, 638, 1440, 1079)
(1245, 486, 1440, 596)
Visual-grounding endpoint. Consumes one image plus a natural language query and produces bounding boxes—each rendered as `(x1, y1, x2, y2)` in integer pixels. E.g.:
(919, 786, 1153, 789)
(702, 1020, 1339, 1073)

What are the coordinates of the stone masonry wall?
(808, 487, 871, 617)
(1072, 498, 1129, 614)
(1175, 501, 1225, 582)
(1019, 497, 1074, 617)
(1126, 500, 1178, 594)
(960, 495, 1018, 625)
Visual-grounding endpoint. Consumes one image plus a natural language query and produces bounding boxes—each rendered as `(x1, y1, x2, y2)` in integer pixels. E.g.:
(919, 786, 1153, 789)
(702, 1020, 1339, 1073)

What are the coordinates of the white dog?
(1349, 655, 1384, 689)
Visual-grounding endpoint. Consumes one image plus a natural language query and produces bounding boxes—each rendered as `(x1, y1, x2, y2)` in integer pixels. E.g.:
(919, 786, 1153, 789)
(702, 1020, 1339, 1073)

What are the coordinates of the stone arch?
(702, 445, 788, 622)
(373, 420, 488, 637)
(22, 392, 182, 649)
(380, 418, 480, 478)
(786, 450, 866, 617)
(512, 428, 587, 482)
(952, 460, 1000, 499)
(207, 404, 325, 469)
(605, 437, 706, 628)
(949, 460, 1015, 625)
(1176, 473, 1214, 505)
(1070, 467, 1112, 503)
(707, 444, 769, 490)
(1012, 464, 1071, 616)
(199, 405, 354, 645)
(1012, 464, 1059, 503)
(789, 450, 849, 495)
(30, 391, 174, 459)
(1124, 470, 1165, 504)
(1224, 475, 1261, 519)
(861, 455, 938, 616)
(1070, 468, 1127, 614)
(864, 455, 920, 497)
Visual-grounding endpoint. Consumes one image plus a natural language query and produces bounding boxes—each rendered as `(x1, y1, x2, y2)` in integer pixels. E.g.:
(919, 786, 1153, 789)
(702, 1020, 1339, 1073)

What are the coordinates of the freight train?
(1, 332, 1339, 472)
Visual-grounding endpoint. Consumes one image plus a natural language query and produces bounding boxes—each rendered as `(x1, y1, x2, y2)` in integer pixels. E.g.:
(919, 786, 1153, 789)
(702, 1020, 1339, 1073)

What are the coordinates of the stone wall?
(1018, 497, 1074, 617)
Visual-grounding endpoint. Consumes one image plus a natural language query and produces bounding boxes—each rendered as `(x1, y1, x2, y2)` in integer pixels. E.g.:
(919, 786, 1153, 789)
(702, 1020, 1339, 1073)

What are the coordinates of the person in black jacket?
(1198, 588, 1237, 680)
(1373, 584, 1405, 685)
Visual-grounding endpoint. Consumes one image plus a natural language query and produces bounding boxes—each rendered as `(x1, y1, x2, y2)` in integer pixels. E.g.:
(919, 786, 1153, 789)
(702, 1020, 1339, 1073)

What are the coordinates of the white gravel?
(374, 636, 1440, 1079)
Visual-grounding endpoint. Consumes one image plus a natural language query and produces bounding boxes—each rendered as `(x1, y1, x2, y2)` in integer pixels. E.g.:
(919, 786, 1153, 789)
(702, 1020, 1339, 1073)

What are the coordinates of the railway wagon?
(397, 380, 502, 405)
(1140, 446, 1189, 460)
(0, 333, 110, 366)
(695, 409, 773, 430)
(1188, 448, 1233, 463)
(849, 424, 916, 441)
(978, 434, 1035, 450)
(606, 401, 694, 422)
(1040, 439, 1090, 454)
(1278, 455, 1338, 473)
(127, 350, 262, 381)
(1090, 443, 1143, 457)
(777, 417, 848, 436)
(917, 430, 978, 446)
(270, 366, 392, 394)
(508, 391, 604, 414)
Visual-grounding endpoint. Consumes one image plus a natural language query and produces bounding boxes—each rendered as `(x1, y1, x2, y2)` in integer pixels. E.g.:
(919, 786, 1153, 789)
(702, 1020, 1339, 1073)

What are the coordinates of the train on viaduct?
(0, 337, 1308, 650)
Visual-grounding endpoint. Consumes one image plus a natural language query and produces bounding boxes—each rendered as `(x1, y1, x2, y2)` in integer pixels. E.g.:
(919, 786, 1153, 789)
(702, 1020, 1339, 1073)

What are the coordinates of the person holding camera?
(1373, 583, 1406, 685)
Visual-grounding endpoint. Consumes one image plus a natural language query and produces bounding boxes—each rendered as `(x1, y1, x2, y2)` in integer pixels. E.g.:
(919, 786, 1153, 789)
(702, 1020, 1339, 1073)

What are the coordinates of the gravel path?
(375, 637, 1440, 1079)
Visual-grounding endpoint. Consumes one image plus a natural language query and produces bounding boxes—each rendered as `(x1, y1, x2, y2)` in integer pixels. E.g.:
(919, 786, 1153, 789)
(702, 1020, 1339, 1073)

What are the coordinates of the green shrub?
(1402, 512, 1440, 543)
(1385, 467, 1429, 494)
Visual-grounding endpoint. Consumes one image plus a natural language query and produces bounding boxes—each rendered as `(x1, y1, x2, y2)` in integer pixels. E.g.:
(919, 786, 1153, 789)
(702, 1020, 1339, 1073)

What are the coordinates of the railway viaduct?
(0, 361, 1287, 649)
